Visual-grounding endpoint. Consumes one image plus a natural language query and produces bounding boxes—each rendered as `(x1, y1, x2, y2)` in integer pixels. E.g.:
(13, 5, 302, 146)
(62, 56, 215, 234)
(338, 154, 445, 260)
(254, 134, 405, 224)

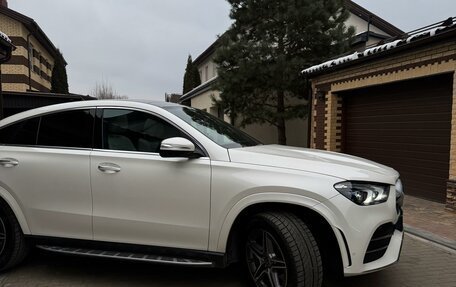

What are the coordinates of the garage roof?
(302, 17, 456, 76)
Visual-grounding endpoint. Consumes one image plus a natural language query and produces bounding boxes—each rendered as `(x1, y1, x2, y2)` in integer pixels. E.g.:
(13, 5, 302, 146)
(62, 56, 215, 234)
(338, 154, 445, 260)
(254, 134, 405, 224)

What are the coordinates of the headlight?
(395, 178, 404, 207)
(334, 181, 390, 206)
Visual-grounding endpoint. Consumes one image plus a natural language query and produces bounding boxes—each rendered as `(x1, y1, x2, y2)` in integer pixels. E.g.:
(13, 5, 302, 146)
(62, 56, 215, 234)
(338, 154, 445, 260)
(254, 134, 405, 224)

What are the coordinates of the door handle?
(0, 158, 19, 168)
(98, 163, 121, 174)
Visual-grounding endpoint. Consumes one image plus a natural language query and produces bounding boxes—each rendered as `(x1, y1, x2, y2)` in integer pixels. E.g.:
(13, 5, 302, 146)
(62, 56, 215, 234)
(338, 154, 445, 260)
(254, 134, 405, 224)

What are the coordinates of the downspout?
(26, 32, 32, 91)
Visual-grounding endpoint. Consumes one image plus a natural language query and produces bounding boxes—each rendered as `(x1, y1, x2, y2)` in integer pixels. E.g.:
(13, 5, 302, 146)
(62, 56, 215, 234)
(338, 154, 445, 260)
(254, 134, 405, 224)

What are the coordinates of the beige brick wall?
(1, 63, 28, 75)
(0, 13, 24, 36)
(449, 72, 456, 180)
(324, 92, 343, 152)
(2, 83, 28, 91)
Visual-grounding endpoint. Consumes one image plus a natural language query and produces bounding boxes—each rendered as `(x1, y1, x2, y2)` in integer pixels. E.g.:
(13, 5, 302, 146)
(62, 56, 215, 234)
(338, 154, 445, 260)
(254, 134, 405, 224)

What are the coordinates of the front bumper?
(323, 186, 404, 276)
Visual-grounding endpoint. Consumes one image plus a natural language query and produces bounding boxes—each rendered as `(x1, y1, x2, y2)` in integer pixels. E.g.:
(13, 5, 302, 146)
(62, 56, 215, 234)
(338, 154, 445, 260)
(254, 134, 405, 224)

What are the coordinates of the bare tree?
(92, 80, 128, 99)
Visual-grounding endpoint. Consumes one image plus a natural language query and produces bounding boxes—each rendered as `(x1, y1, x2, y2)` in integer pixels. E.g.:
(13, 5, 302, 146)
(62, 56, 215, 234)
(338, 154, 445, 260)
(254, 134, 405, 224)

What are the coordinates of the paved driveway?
(0, 235, 455, 287)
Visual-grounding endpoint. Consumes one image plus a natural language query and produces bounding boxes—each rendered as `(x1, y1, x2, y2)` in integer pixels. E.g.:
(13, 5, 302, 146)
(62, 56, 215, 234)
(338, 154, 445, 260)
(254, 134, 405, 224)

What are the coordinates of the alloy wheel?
(246, 229, 288, 287)
(0, 217, 6, 256)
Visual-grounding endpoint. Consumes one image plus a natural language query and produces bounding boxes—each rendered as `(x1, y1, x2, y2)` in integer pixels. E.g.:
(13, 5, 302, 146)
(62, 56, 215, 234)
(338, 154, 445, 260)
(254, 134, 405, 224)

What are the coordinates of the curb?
(404, 224, 456, 251)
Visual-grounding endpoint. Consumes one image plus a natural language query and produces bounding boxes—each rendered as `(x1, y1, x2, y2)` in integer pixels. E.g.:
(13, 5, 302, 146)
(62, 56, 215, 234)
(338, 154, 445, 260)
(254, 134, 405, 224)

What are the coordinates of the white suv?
(0, 101, 403, 287)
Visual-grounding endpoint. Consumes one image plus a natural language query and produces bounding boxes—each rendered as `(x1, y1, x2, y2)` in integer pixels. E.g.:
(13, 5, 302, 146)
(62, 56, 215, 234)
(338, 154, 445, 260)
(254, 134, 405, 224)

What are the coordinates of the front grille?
(363, 223, 395, 263)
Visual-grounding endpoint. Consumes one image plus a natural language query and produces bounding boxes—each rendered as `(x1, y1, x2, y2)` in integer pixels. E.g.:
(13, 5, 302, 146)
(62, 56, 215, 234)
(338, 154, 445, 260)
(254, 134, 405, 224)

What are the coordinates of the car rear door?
(0, 109, 95, 240)
(90, 108, 211, 250)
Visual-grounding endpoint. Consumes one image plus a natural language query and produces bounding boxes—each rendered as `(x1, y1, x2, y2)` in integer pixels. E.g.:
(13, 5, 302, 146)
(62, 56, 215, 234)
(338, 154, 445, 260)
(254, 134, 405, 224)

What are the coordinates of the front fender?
(213, 192, 339, 252)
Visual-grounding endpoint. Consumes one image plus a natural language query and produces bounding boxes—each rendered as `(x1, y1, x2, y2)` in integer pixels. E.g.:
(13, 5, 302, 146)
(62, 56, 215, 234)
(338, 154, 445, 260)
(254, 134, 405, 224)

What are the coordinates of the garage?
(341, 75, 453, 202)
(305, 19, 456, 209)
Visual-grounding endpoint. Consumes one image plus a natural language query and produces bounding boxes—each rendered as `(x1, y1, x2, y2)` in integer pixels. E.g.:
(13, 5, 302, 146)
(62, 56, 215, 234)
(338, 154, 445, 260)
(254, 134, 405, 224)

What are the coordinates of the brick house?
(303, 18, 456, 210)
(179, 0, 403, 147)
(0, 0, 65, 93)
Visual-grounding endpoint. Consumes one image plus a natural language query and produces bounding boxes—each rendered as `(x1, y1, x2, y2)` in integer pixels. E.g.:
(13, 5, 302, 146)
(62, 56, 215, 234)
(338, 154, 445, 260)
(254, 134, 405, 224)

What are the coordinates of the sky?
(7, 0, 456, 101)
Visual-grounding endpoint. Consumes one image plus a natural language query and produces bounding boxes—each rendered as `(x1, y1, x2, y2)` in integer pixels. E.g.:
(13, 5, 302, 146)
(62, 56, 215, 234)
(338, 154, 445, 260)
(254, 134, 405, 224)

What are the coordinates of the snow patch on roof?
(0, 30, 12, 43)
(302, 18, 455, 75)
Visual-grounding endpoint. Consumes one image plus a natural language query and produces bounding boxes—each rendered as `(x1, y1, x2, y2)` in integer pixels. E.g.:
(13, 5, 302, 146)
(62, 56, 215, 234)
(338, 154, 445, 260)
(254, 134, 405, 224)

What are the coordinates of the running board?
(37, 245, 214, 267)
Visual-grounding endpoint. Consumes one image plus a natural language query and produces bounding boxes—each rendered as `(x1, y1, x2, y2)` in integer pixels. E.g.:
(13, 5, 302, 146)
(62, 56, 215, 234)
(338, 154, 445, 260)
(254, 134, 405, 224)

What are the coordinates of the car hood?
(228, 145, 399, 185)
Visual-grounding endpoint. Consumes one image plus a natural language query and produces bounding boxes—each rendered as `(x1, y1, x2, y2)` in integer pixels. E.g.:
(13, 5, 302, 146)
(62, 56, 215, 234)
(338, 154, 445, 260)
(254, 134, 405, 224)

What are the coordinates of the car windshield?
(163, 106, 261, 149)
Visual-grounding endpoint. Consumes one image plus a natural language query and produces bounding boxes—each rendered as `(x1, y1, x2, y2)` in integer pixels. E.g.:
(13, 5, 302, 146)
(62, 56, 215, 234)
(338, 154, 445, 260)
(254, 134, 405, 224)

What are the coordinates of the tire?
(244, 212, 322, 287)
(0, 201, 29, 272)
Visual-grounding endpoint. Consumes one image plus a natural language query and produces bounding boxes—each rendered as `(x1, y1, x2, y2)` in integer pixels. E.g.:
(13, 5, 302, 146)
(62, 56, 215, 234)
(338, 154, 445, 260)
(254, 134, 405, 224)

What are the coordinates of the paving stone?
(0, 235, 454, 287)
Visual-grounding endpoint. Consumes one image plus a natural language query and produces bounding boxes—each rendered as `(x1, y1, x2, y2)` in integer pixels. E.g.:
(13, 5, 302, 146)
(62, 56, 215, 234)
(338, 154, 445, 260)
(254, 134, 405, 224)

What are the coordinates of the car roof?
(124, 99, 182, 108)
(0, 100, 184, 127)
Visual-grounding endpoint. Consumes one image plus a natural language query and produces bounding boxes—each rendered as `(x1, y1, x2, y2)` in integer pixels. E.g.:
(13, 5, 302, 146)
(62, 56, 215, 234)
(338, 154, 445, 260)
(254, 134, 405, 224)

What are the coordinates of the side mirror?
(159, 137, 197, 158)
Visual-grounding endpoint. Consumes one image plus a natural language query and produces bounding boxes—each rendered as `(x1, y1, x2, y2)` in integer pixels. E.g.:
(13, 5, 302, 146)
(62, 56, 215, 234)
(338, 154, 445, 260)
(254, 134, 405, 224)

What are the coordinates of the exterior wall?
(197, 54, 218, 84)
(242, 118, 308, 147)
(309, 39, 456, 209)
(190, 89, 229, 122)
(1, 82, 28, 91)
(191, 91, 308, 146)
(346, 12, 391, 37)
(28, 35, 54, 91)
(447, 72, 456, 210)
(0, 13, 54, 92)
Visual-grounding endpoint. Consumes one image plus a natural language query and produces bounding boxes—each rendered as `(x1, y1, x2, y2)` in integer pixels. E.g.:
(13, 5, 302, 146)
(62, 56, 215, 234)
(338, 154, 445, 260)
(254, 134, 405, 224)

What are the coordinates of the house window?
(205, 65, 209, 81)
(217, 106, 224, 119)
(213, 64, 217, 78)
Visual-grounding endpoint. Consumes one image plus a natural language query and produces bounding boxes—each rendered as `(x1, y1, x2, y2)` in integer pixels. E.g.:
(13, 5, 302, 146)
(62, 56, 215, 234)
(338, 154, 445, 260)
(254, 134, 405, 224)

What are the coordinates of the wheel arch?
(220, 198, 346, 277)
(0, 187, 31, 234)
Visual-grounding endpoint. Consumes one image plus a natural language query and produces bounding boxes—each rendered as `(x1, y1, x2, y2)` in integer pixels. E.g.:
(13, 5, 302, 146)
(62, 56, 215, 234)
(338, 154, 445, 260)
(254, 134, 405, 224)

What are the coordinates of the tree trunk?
(277, 90, 286, 145)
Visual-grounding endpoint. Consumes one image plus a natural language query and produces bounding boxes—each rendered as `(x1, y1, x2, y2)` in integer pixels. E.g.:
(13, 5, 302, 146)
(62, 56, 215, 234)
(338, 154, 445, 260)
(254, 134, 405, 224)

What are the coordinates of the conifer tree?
(214, 0, 354, 144)
(183, 55, 201, 94)
(51, 49, 69, 94)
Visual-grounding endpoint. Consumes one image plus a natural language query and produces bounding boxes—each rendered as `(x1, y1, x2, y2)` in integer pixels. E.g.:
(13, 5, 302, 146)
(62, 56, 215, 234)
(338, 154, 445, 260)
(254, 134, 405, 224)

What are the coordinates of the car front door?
(90, 108, 211, 250)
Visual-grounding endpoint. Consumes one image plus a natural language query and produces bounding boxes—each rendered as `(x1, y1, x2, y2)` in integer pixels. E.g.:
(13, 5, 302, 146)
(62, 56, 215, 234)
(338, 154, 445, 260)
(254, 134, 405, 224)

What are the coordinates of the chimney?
(0, 0, 7, 8)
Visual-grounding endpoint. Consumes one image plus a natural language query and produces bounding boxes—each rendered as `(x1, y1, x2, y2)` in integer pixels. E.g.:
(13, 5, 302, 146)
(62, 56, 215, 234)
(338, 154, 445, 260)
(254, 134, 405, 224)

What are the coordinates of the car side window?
(102, 109, 185, 153)
(37, 109, 94, 148)
(0, 117, 40, 146)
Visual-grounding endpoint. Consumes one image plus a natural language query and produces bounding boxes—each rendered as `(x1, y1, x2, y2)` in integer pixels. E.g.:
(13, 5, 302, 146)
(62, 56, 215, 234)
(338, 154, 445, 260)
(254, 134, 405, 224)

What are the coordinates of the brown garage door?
(342, 74, 453, 203)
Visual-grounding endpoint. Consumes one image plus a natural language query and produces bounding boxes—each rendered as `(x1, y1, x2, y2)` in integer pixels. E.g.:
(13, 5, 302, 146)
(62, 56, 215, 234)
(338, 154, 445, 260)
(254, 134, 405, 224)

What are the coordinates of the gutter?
(179, 76, 218, 103)
(303, 21, 456, 77)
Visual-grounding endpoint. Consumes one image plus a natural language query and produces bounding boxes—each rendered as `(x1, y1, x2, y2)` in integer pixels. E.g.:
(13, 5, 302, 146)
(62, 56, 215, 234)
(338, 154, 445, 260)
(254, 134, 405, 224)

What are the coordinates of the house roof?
(4, 90, 95, 100)
(302, 17, 456, 76)
(345, 0, 404, 36)
(193, 38, 220, 67)
(191, 1, 403, 67)
(0, 6, 67, 65)
(179, 76, 218, 102)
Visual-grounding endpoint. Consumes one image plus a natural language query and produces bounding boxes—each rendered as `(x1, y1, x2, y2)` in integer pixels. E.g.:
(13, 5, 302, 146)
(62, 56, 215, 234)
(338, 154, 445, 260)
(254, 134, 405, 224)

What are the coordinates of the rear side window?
(0, 117, 40, 146)
(37, 109, 94, 148)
